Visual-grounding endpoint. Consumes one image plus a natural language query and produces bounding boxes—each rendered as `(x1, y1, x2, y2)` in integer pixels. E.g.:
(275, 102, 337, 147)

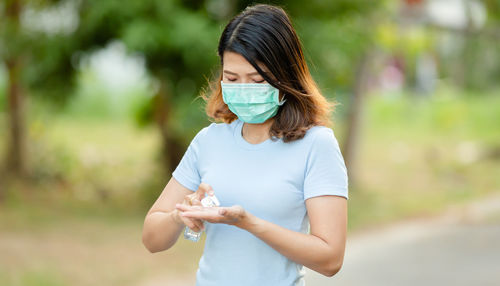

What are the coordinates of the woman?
(142, 4, 348, 286)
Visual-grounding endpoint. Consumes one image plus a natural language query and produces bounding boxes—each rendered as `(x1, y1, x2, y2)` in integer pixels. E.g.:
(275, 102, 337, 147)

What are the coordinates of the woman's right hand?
(174, 182, 214, 232)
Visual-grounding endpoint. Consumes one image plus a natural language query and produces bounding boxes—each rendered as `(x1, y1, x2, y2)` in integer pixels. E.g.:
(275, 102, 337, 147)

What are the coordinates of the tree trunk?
(342, 52, 372, 188)
(4, 0, 25, 178)
(153, 77, 184, 176)
(5, 58, 25, 177)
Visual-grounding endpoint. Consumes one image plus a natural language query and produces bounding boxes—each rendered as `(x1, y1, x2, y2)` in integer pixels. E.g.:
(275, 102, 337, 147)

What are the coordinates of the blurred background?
(1, 0, 499, 285)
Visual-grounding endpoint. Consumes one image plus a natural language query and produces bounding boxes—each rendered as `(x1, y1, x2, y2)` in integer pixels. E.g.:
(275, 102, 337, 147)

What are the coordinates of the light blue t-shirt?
(172, 118, 348, 286)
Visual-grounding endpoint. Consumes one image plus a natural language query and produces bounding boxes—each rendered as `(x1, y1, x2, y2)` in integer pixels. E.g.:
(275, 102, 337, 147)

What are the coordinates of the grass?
(0, 187, 204, 286)
(345, 89, 500, 230)
(1, 89, 499, 285)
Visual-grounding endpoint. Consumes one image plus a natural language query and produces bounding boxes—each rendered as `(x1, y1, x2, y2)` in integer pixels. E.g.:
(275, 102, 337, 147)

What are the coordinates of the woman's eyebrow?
(223, 70, 263, 76)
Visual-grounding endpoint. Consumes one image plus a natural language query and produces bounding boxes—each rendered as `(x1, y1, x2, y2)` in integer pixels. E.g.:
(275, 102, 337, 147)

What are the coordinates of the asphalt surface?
(305, 195, 500, 286)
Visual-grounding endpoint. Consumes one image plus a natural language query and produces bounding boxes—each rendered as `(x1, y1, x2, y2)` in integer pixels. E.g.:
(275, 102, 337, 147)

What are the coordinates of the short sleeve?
(303, 128, 349, 200)
(171, 130, 204, 192)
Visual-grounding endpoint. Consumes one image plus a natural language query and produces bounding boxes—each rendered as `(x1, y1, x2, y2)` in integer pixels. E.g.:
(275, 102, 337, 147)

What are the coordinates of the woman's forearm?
(142, 209, 185, 253)
(237, 212, 343, 277)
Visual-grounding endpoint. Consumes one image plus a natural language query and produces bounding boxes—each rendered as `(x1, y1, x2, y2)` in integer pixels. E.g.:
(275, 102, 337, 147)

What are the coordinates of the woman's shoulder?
(283, 125, 339, 151)
(193, 119, 238, 142)
(291, 125, 341, 155)
(303, 125, 337, 143)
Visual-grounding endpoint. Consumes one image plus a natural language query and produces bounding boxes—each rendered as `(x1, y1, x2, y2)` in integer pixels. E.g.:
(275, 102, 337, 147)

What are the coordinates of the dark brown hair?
(202, 4, 336, 142)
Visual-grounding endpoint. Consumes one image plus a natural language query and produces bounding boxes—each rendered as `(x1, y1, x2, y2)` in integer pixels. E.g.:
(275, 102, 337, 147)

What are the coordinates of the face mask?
(221, 81, 286, 124)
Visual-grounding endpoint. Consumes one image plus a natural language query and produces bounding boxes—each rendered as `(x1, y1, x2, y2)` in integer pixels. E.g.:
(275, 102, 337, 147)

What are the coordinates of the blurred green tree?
(1, 0, 81, 178)
(46, 0, 386, 177)
(284, 0, 387, 185)
(1, 0, 224, 177)
(1, 0, 386, 183)
(73, 0, 223, 174)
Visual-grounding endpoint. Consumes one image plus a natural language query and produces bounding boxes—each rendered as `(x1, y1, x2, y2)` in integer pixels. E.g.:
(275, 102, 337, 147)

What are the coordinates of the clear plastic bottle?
(184, 194, 220, 242)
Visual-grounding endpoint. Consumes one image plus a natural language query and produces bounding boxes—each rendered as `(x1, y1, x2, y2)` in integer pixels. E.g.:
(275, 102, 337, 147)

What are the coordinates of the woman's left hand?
(175, 203, 248, 227)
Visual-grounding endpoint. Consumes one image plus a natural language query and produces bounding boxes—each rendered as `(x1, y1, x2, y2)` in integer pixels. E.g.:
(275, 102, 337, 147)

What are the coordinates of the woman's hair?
(202, 4, 336, 142)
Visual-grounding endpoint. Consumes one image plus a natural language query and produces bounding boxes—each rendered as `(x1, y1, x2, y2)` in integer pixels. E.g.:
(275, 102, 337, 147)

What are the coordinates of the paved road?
(305, 195, 500, 286)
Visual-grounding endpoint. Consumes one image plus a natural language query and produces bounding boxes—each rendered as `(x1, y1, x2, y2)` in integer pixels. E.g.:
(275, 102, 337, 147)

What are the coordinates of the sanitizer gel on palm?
(184, 194, 220, 242)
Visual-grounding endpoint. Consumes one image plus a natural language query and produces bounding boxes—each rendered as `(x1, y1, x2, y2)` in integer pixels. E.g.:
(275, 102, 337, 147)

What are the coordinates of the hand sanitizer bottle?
(184, 194, 220, 242)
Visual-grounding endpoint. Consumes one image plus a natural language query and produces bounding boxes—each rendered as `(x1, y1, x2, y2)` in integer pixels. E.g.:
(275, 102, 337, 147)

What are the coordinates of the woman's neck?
(241, 118, 274, 145)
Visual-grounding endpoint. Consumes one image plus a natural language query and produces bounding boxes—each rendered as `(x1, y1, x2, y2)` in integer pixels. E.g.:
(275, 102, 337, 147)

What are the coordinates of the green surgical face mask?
(221, 81, 286, 124)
